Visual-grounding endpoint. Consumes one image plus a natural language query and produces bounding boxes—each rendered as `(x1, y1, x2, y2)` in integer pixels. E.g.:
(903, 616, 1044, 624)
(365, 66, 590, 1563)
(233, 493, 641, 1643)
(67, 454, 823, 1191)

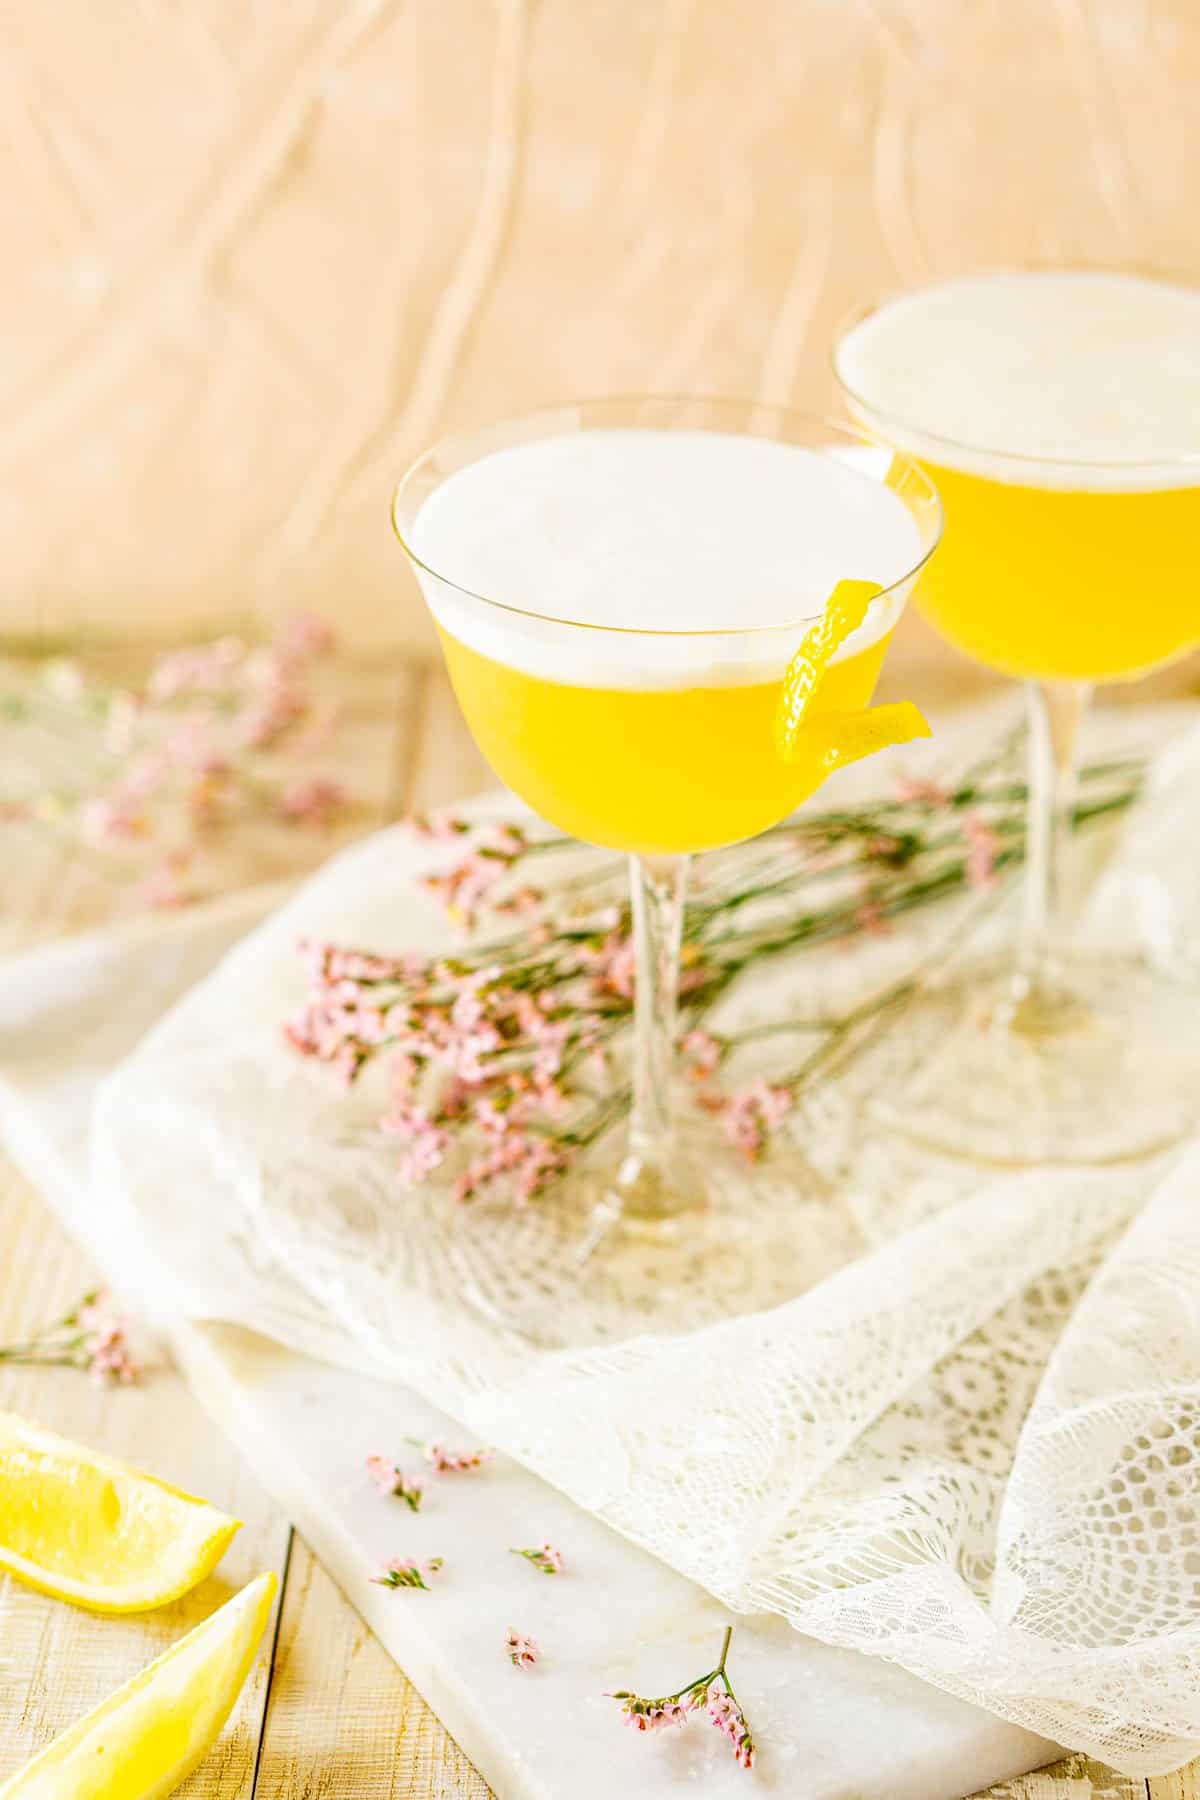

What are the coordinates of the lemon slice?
(0, 1572, 277, 1800)
(807, 701, 932, 775)
(774, 578, 883, 761)
(0, 1413, 240, 1613)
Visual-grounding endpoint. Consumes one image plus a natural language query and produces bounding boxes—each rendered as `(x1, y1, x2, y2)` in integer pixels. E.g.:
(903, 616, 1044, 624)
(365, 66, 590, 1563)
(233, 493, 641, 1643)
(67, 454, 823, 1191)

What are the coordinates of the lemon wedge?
(0, 1413, 240, 1613)
(0, 1572, 277, 1800)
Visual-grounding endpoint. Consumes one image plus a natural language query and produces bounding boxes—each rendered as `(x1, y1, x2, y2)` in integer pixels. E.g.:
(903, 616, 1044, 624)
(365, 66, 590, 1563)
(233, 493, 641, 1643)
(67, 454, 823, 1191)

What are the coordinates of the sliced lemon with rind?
(0, 1572, 277, 1800)
(806, 701, 932, 776)
(0, 1412, 240, 1614)
(774, 578, 883, 761)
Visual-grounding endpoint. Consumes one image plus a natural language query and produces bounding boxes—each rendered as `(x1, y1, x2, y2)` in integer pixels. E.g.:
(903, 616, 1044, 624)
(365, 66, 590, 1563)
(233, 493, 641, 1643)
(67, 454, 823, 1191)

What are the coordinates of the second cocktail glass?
(393, 397, 941, 1299)
(836, 271, 1200, 1165)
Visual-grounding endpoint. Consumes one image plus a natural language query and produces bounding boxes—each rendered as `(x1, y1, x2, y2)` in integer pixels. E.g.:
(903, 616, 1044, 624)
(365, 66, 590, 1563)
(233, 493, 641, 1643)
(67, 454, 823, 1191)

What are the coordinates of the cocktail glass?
(392, 397, 941, 1311)
(835, 276, 1200, 1165)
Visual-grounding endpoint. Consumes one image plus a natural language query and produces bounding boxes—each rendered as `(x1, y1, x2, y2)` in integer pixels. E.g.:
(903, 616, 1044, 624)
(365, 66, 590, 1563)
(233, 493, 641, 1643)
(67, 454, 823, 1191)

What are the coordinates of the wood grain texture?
(255, 1535, 491, 1798)
(4, 0, 1200, 654)
(0, 1163, 287, 1793)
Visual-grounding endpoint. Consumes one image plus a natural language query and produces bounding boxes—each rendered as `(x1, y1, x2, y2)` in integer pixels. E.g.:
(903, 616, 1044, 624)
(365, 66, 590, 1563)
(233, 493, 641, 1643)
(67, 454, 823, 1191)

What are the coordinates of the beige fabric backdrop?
(4, 0, 1198, 655)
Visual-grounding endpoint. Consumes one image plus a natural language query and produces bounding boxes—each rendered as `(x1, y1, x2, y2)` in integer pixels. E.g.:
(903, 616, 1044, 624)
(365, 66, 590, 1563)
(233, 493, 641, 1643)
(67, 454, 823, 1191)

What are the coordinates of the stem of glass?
(616, 852, 695, 1222)
(1016, 679, 1092, 1017)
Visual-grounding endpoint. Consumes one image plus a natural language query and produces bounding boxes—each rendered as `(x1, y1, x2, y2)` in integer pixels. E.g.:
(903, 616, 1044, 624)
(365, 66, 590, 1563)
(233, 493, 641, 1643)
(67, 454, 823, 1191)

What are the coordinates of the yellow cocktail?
(435, 621, 891, 856)
(392, 399, 941, 1303)
(913, 467, 1199, 683)
(836, 270, 1200, 1164)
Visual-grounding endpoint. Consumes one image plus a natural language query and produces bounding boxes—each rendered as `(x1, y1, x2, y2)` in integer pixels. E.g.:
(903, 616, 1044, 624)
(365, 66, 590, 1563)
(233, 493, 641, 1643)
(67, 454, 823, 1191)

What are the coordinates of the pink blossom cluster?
(419, 1441, 494, 1474)
(76, 1295, 140, 1385)
(698, 1077, 794, 1163)
(365, 1455, 424, 1511)
(0, 1288, 140, 1385)
(6, 615, 349, 910)
(606, 1633, 756, 1771)
(510, 1542, 564, 1575)
(963, 809, 1001, 890)
(416, 822, 542, 931)
(704, 1687, 756, 1768)
(372, 1556, 443, 1591)
(284, 903, 645, 1203)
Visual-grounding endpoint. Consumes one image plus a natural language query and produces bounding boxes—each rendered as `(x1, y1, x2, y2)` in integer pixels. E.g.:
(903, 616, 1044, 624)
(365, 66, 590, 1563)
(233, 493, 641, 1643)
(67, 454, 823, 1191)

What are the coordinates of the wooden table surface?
(2, 644, 1199, 1800)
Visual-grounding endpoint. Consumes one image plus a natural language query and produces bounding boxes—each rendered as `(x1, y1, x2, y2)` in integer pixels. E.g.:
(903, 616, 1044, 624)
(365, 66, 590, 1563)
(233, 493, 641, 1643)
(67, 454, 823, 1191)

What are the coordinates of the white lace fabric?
(91, 718, 1200, 1776)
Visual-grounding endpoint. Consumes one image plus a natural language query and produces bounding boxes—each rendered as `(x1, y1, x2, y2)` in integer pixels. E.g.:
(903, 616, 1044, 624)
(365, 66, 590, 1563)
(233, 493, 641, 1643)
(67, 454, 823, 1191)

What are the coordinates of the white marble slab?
(0, 871, 1061, 1799)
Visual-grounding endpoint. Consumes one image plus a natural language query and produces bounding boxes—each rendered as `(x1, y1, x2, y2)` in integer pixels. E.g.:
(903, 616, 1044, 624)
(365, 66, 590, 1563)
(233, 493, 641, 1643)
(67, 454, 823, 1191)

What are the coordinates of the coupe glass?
(835, 278, 1200, 1165)
(393, 397, 941, 1319)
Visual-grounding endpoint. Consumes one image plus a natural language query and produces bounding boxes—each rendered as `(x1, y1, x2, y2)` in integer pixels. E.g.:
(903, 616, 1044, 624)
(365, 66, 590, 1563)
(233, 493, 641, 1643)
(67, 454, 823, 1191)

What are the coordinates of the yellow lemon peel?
(806, 701, 932, 776)
(774, 579, 883, 761)
(774, 578, 930, 771)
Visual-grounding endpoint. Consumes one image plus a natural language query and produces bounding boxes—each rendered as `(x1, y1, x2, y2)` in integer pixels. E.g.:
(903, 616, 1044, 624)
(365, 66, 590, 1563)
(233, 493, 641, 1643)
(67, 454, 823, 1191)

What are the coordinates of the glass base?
(437, 1124, 859, 1351)
(868, 949, 1200, 1167)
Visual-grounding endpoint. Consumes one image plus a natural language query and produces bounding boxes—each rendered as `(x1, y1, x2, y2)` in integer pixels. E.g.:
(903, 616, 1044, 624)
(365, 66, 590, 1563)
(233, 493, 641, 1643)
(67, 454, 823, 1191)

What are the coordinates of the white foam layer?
(836, 272, 1200, 492)
(408, 431, 923, 688)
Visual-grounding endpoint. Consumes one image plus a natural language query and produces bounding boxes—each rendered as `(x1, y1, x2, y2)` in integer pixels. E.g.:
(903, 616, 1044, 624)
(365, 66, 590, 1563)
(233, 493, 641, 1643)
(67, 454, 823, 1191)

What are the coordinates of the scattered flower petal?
(506, 1628, 540, 1669)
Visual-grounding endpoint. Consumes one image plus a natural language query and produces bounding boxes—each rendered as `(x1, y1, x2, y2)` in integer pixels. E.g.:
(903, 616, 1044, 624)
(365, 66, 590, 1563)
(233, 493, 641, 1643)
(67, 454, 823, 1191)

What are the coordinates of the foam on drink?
(408, 430, 923, 688)
(835, 271, 1200, 491)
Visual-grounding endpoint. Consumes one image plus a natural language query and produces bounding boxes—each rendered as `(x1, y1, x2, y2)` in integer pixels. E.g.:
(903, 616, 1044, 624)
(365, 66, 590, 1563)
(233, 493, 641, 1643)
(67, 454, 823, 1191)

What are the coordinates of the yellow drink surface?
(915, 462, 1200, 683)
(439, 625, 892, 855)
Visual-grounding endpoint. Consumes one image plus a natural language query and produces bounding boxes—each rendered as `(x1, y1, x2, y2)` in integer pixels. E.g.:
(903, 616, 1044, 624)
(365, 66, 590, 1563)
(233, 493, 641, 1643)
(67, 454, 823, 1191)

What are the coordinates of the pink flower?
(505, 1628, 540, 1669)
(237, 675, 305, 749)
(276, 611, 335, 663)
(606, 1632, 754, 1770)
(707, 1690, 756, 1768)
(405, 811, 470, 840)
(681, 1029, 722, 1079)
(163, 718, 229, 776)
(372, 1556, 443, 1591)
(279, 777, 347, 828)
(77, 1296, 139, 1385)
(716, 1081, 793, 1163)
(364, 1456, 423, 1511)
(895, 774, 951, 807)
(963, 810, 1000, 890)
(511, 1543, 563, 1575)
(139, 854, 191, 910)
(593, 932, 635, 999)
(420, 1442, 493, 1475)
(852, 897, 891, 937)
(80, 793, 149, 846)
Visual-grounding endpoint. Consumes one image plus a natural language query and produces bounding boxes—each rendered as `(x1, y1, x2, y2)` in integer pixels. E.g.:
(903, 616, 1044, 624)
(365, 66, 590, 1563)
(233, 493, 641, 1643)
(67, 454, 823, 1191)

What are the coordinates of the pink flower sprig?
(506, 1628, 540, 1669)
(510, 1543, 563, 1575)
(372, 1556, 444, 1591)
(365, 1455, 424, 1511)
(415, 822, 543, 932)
(409, 1438, 494, 1475)
(0, 1289, 139, 1385)
(607, 1627, 755, 1770)
(284, 740, 1145, 1203)
(1, 615, 352, 908)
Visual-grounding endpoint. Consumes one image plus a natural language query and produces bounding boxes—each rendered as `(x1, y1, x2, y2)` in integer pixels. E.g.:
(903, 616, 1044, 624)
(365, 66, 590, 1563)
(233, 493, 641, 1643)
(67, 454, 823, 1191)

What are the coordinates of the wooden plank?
(254, 1536, 491, 1798)
(0, 1160, 290, 1792)
(1149, 1768, 1200, 1799)
(971, 1754, 1145, 1797)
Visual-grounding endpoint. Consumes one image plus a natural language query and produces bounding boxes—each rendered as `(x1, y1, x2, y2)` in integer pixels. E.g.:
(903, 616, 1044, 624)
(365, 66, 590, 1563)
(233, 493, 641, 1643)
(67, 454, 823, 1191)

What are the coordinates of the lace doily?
(92, 714, 1200, 1775)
